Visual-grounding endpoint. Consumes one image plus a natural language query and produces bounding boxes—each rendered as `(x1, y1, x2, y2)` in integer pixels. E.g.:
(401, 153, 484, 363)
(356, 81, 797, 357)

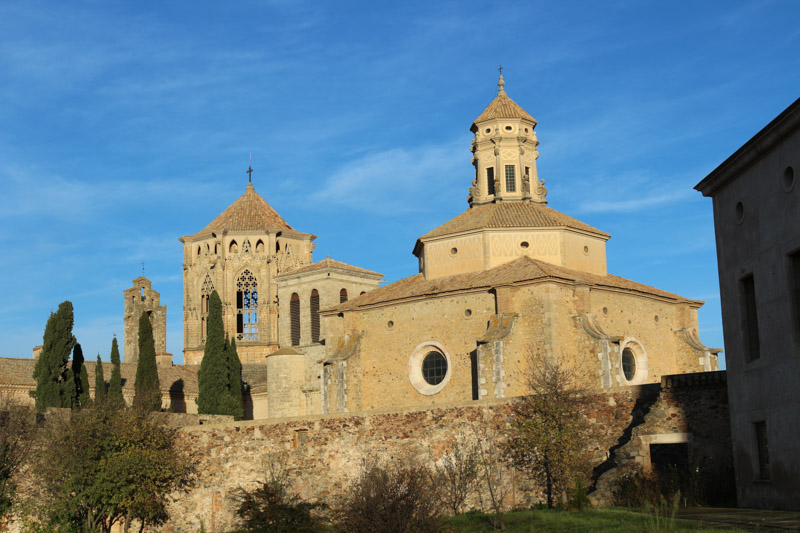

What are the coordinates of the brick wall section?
(155, 372, 730, 533)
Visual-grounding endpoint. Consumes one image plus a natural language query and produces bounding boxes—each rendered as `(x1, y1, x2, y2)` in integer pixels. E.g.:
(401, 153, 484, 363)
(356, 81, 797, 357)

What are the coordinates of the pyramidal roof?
(417, 201, 609, 242)
(473, 74, 536, 125)
(184, 183, 293, 240)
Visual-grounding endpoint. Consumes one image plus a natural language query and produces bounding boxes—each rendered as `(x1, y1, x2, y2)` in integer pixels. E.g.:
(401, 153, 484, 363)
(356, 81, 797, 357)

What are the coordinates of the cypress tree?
(227, 337, 244, 420)
(32, 301, 77, 412)
(94, 355, 107, 405)
(133, 312, 161, 411)
(108, 336, 124, 408)
(72, 344, 91, 407)
(197, 291, 229, 415)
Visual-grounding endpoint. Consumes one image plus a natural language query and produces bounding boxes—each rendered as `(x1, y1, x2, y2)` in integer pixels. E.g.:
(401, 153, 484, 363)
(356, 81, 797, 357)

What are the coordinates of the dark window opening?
(487, 167, 495, 195)
(470, 350, 479, 401)
(649, 443, 689, 475)
(755, 421, 770, 480)
(290, 293, 300, 346)
(339, 289, 348, 304)
(789, 251, 800, 339)
(505, 165, 516, 192)
(740, 274, 760, 361)
(310, 289, 320, 343)
(422, 351, 447, 385)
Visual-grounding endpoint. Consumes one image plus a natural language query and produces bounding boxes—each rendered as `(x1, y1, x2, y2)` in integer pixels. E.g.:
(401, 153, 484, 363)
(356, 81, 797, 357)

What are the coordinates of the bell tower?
(468, 72, 546, 206)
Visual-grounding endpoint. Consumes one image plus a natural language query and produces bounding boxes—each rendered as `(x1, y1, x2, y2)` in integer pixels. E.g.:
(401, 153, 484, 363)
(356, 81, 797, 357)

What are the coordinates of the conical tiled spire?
(472, 74, 536, 125)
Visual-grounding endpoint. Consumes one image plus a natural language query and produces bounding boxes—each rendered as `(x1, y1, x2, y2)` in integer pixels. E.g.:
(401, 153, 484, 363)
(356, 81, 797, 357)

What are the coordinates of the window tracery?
(200, 274, 214, 341)
(236, 269, 258, 341)
(242, 239, 251, 253)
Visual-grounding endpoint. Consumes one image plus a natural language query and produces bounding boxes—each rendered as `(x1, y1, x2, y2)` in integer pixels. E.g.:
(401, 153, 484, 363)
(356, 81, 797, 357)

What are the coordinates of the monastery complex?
(113, 74, 718, 420)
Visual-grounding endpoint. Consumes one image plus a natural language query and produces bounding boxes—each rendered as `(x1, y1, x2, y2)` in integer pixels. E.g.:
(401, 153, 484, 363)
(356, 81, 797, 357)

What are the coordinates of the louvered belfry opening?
(310, 289, 320, 343)
(290, 292, 301, 346)
(339, 288, 348, 303)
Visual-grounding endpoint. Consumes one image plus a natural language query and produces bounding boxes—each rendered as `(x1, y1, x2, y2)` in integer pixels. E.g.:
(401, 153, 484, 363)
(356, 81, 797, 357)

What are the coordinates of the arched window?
(256, 239, 264, 253)
(290, 293, 300, 346)
(340, 289, 348, 303)
(360, 291, 366, 296)
(310, 289, 320, 343)
(242, 239, 251, 253)
(229, 240, 238, 254)
(236, 270, 258, 341)
(200, 274, 214, 341)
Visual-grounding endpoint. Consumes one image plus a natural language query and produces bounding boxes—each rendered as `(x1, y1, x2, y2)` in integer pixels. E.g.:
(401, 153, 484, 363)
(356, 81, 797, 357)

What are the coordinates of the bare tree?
(429, 436, 478, 515)
(506, 350, 596, 508)
(336, 456, 441, 533)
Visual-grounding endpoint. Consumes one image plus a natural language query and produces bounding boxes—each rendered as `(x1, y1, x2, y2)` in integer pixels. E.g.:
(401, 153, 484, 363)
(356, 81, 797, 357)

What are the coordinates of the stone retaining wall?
(157, 371, 730, 532)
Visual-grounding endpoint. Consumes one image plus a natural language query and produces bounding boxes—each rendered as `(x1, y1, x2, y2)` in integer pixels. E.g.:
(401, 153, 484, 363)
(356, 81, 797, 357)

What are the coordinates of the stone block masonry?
(157, 371, 730, 532)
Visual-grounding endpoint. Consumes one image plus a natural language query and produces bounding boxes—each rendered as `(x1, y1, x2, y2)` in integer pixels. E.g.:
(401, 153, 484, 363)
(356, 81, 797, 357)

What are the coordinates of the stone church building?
(136, 74, 718, 420)
(5, 75, 719, 424)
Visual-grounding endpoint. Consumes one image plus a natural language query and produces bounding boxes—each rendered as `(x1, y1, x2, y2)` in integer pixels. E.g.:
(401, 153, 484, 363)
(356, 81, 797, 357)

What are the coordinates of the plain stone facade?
(696, 97, 800, 510)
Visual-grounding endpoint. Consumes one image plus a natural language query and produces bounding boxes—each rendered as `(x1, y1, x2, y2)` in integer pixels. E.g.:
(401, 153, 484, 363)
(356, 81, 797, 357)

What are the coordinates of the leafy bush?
(336, 461, 441, 533)
(235, 459, 323, 532)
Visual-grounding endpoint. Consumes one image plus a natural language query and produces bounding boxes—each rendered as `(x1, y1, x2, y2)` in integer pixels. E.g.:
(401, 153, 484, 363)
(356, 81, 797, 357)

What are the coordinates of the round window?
(422, 351, 447, 385)
(622, 347, 636, 381)
(408, 341, 452, 395)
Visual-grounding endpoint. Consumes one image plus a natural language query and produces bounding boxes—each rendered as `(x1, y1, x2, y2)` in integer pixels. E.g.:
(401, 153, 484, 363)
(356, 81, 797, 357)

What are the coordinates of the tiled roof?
(0, 358, 200, 393)
(473, 89, 536, 125)
(276, 257, 383, 279)
(419, 201, 610, 241)
(184, 184, 294, 239)
(327, 256, 698, 312)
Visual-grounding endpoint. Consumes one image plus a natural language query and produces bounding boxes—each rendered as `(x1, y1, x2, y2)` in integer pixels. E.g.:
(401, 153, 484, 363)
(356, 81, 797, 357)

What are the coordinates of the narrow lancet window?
(310, 289, 320, 343)
(200, 274, 214, 341)
(487, 167, 495, 195)
(290, 293, 300, 346)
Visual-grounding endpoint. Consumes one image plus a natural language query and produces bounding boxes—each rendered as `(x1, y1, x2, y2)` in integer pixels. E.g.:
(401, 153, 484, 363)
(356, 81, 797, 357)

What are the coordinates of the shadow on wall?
(590, 384, 660, 490)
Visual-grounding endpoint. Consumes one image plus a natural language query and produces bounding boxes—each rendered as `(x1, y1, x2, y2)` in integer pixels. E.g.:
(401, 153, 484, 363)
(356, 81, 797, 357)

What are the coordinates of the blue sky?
(1, 1, 798, 366)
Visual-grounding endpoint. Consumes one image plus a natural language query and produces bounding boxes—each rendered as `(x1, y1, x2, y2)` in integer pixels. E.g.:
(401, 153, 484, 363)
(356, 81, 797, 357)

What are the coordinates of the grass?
(441, 507, 748, 532)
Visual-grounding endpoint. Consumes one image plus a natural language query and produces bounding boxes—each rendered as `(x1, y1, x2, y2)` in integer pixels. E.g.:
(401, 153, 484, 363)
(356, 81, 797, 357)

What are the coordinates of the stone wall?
(158, 371, 730, 532)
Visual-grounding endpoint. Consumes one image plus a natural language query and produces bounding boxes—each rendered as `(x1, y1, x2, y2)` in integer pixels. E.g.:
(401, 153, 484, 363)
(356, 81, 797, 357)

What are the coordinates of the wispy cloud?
(312, 141, 463, 215)
(577, 189, 694, 214)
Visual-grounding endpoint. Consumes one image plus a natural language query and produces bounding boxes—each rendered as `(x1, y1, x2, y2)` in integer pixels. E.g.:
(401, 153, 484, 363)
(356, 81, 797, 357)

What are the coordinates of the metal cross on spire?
(247, 152, 253, 184)
(142, 262, 145, 276)
(498, 65, 503, 76)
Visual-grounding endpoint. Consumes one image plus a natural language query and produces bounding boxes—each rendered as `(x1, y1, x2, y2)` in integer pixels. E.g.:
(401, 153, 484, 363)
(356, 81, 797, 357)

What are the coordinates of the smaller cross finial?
(497, 66, 506, 94)
(247, 152, 253, 184)
(141, 262, 145, 276)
